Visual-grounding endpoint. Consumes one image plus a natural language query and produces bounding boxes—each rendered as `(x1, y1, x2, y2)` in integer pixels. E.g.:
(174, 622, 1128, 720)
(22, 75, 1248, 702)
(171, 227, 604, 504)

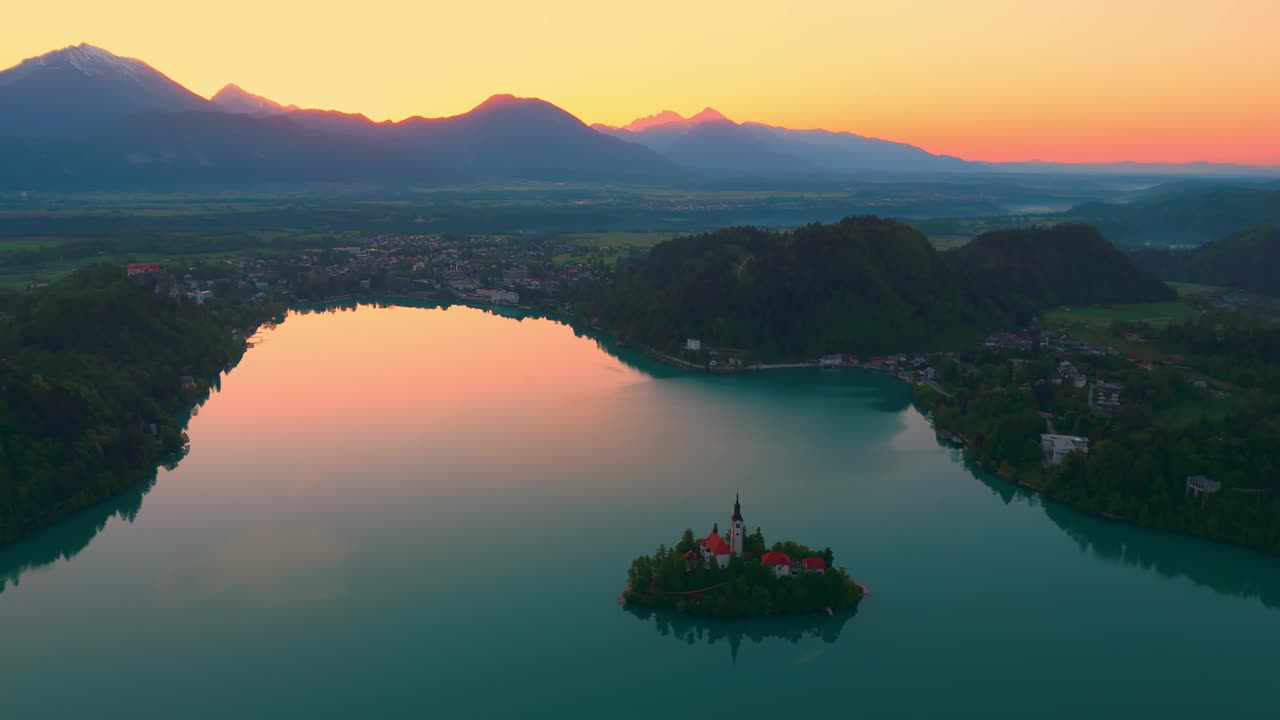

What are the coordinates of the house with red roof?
(695, 494, 748, 569)
(683, 550, 700, 571)
(761, 551, 792, 578)
(801, 557, 826, 574)
(699, 524, 732, 568)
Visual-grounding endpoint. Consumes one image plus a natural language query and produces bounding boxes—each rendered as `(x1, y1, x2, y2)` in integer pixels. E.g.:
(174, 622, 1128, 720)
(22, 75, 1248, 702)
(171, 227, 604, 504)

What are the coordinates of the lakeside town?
(107, 229, 1251, 481)
(100, 227, 1273, 543)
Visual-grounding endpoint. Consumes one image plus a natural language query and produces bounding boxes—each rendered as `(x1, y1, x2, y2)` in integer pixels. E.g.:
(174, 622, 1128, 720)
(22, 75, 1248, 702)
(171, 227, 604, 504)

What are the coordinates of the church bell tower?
(730, 492, 745, 556)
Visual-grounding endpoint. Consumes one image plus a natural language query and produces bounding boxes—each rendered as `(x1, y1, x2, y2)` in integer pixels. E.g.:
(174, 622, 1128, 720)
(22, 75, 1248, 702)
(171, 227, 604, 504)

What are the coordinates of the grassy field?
(0, 227, 359, 290)
(1166, 281, 1234, 297)
(1043, 300, 1200, 329)
(551, 231, 678, 266)
(1154, 392, 1250, 429)
(0, 237, 76, 251)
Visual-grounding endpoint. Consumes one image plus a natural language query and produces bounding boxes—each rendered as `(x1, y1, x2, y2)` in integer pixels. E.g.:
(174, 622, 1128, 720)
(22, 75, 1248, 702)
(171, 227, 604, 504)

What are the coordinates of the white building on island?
(698, 494, 747, 569)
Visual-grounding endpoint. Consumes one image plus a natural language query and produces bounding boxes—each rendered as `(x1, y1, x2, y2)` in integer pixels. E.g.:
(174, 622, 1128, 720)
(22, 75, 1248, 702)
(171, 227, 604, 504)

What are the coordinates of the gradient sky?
(3, 0, 1279, 164)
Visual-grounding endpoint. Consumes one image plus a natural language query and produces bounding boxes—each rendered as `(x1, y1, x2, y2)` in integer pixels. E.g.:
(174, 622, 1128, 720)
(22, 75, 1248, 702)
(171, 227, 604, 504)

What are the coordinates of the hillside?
(1066, 184, 1280, 246)
(0, 265, 275, 546)
(946, 224, 1176, 314)
(395, 95, 675, 180)
(1134, 226, 1280, 296)
(583, 217, 1002, 357)
(0, 111, 456, 188)
(583, 219, 1173, 358)
(0, 43, 212, 137)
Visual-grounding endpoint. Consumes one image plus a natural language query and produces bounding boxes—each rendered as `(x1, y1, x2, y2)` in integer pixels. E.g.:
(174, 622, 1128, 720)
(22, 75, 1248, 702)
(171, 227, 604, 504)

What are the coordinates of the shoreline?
(619, 576, 866, 619)
(915, 396, 1280, 558)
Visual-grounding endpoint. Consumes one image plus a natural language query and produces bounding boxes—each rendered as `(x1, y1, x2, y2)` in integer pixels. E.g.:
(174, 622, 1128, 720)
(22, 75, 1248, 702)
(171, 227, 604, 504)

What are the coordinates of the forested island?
(0, 265, 282, 546)
(624, 524, 863, 618)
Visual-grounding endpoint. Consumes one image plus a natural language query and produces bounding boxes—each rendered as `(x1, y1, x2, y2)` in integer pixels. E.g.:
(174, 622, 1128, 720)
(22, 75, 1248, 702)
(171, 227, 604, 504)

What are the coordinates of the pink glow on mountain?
(617, 107, 734, 132)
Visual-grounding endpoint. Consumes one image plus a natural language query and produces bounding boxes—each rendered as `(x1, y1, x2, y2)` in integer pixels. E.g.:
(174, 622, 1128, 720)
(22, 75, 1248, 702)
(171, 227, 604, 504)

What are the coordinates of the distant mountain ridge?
(1, 43, 1277, 188)
(596, 107, 974, 176)
(0, 43, 212, 137)
(0, 46, 675, 187)
(211, 84, 298, 115)
(596, 107, 731, 133)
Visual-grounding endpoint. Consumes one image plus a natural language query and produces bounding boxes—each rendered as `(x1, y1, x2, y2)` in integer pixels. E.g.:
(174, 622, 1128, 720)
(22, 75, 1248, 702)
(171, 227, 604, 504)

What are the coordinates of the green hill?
(584, 217, 997, 357)
(582, 217, 1171, 358)
(946, 224, 1176, 313)
(0, 265, 275, 545)
(1135, 225, 1280, 296)
(1067, 184, 1280, 247)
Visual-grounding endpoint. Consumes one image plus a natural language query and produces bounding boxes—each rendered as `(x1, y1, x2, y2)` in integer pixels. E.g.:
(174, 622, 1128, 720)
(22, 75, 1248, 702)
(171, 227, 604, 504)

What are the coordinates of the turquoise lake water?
(2, 304, 1279, 719)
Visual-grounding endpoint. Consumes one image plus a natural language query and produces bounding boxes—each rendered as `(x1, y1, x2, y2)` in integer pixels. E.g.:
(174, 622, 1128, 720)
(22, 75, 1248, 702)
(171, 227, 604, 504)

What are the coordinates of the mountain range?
(593, 109, 972, 175)
(1, 43, 1277, 189)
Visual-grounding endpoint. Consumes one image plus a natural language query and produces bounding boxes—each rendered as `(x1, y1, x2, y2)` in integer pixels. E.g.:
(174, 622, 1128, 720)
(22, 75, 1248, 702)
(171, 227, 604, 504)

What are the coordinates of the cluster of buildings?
(122, 232, 610, 310)
(685, 495, 827, 578)
(983, 328, 1113, 357)
(1091, 381, 1125, 411)
(1053, 360, 1089, 388)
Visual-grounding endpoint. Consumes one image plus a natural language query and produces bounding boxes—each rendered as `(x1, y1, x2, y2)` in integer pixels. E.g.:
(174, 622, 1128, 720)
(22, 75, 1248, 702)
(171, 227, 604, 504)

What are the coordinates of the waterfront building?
(1041, 434, 1089, 465)
(1186, 474, 1222, 498)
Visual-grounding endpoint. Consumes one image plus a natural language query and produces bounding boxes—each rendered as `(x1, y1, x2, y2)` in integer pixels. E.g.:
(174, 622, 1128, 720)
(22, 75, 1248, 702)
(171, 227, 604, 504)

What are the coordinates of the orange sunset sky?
(3, 0, 1278, 164)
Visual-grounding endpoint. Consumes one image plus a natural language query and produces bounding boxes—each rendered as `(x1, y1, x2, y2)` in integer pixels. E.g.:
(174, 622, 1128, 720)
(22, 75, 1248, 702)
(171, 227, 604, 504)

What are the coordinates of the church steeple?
(729, 492, 745, 556)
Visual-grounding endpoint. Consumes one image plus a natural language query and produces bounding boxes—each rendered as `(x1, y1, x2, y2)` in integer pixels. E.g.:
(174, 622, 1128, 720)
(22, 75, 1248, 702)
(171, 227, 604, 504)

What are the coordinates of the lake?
(2, 304, 1279, 719)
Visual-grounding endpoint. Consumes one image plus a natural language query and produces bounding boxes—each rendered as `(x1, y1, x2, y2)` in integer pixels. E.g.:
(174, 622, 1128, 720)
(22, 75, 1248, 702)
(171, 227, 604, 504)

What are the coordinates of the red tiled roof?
(760, 551, 791, 566)
(701, 531, 730, 556)
(801, 557, 826, 570)
(684, 550, 699, 559)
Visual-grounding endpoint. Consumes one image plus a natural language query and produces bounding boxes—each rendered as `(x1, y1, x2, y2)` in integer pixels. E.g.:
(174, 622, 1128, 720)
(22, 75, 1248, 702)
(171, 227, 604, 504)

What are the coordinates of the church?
(696, 494, 746, 568)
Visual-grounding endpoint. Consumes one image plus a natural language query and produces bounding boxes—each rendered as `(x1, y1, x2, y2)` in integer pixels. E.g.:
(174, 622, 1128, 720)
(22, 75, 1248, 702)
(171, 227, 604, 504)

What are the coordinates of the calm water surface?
(3, 305, 1279, 719)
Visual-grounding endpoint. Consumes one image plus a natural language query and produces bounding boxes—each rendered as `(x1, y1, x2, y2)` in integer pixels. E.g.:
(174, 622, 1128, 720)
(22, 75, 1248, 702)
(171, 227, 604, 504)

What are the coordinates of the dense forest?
(0, 265, 279, 546)
(947, 223, 1176, 314)
(917, 317, 1280, 554)
(1133, 225, 1280, 297)
(579, 218, 1171, 358)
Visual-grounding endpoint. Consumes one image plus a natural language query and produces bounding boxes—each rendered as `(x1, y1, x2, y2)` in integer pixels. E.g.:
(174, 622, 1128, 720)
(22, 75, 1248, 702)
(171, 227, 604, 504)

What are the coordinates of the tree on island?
(625, 528, 862, 618)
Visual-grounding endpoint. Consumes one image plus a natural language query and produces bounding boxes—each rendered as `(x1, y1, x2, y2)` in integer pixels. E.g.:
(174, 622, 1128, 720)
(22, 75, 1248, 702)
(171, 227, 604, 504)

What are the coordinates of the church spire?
(732, 492, 743, 522)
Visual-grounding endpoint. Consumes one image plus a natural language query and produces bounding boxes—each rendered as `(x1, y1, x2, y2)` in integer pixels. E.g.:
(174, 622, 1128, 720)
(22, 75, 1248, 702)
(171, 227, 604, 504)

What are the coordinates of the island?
(622, 494, 865, 618)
